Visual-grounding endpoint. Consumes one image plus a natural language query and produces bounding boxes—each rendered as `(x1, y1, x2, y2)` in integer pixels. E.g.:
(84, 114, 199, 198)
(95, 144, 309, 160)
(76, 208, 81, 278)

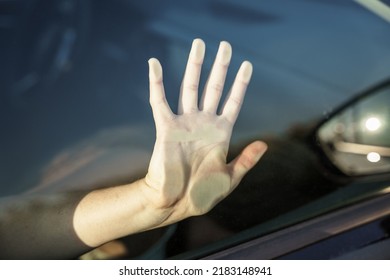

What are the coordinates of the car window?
(1, 0, 390, 259)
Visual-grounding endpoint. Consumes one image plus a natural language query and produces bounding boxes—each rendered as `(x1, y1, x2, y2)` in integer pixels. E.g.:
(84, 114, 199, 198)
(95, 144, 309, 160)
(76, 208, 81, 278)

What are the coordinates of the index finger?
(220, 61, 253, 124)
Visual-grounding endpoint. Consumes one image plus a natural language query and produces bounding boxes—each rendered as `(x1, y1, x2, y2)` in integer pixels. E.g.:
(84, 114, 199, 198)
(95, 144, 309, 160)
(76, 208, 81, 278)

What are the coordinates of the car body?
(0, 0, 389, 259)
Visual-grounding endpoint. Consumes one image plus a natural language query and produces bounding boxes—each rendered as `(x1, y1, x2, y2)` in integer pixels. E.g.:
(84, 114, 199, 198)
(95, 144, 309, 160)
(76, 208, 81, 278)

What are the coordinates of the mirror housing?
(315, 80, 390, 177)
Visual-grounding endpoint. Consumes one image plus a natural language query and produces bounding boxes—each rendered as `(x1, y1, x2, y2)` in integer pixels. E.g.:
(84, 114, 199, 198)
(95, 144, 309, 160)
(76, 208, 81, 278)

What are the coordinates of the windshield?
(1, 0, 390, 259)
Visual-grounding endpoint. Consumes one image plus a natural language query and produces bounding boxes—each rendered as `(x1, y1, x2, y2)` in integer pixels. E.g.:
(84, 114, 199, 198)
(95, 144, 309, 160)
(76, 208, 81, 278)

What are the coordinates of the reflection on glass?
(365, 117, 381, 132)
(367, 152, 381, 163)
(317, 85, 390, 176)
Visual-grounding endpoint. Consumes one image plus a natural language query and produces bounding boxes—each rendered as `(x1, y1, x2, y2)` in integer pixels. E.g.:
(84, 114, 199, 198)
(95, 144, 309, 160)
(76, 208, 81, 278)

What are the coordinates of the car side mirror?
(316, 80, 390, 177)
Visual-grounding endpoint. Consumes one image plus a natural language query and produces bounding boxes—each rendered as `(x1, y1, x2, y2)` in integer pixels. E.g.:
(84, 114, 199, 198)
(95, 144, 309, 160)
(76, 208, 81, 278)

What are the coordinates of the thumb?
(228, 141, 267, 188)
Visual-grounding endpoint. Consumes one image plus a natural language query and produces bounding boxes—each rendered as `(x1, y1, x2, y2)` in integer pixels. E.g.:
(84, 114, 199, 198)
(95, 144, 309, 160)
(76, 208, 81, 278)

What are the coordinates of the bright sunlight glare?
(365, 117, 381, 131)
(367, 152, 381, 163)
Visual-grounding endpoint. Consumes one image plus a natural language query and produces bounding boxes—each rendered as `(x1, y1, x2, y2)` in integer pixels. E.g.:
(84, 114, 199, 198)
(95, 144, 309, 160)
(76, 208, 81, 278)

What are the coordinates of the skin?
(0, 39, 267, 259)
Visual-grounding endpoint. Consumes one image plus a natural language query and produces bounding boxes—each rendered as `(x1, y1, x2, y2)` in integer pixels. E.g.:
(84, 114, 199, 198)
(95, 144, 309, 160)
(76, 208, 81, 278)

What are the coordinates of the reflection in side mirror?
(317, 81, 390, 176)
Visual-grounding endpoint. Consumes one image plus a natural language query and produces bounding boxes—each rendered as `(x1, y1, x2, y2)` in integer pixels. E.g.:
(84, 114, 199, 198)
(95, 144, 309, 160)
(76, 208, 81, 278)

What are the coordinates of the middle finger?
(200, 41, 232, 114)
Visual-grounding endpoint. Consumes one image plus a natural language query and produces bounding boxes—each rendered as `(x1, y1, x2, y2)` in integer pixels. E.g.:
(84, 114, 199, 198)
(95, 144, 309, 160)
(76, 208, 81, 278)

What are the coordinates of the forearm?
(0, 179, 169, 259)
(73, 178, 172, 248)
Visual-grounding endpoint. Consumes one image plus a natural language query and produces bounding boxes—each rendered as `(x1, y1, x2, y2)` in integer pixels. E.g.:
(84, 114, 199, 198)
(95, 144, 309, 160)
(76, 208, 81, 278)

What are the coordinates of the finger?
(228, 141, 267, 188)
(200, 41, 232, 113)
(220, 61, 253, 123)
(148, 58, 174, 121)
(178, 39, 205, 114)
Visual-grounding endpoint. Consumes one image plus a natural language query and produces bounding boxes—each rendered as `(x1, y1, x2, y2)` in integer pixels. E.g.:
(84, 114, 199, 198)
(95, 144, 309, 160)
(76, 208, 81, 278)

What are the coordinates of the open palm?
(144, 39, 267, 223)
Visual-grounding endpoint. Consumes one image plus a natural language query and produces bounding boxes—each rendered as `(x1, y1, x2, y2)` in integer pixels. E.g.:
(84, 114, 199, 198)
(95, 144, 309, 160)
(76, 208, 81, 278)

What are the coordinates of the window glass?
(1, 0, 390, 259)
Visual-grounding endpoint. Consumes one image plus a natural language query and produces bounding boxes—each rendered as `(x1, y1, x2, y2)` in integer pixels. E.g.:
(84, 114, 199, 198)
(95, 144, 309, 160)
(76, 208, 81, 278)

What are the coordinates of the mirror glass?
(317, 84, 390, 176)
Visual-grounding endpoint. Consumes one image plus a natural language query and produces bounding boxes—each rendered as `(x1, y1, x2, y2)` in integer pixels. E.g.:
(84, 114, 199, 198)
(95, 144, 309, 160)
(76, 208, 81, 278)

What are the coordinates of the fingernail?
(190, 38, 205, 63)
(148, 58, 162, 81)
(238, 61, 253, 83)
(217, 41, 232, 65)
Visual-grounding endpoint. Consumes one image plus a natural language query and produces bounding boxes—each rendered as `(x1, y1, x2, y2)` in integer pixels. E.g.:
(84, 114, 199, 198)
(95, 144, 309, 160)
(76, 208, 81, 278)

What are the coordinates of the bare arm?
(0, 39, 267, 259)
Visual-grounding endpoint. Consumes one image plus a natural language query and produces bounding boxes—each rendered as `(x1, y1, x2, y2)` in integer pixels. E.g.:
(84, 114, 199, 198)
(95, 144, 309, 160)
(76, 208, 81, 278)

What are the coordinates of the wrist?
(138, 177, 176, 221)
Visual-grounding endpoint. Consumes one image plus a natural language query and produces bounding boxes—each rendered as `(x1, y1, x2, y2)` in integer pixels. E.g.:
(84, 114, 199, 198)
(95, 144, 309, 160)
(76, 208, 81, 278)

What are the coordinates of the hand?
(144, 39, 267, 223)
